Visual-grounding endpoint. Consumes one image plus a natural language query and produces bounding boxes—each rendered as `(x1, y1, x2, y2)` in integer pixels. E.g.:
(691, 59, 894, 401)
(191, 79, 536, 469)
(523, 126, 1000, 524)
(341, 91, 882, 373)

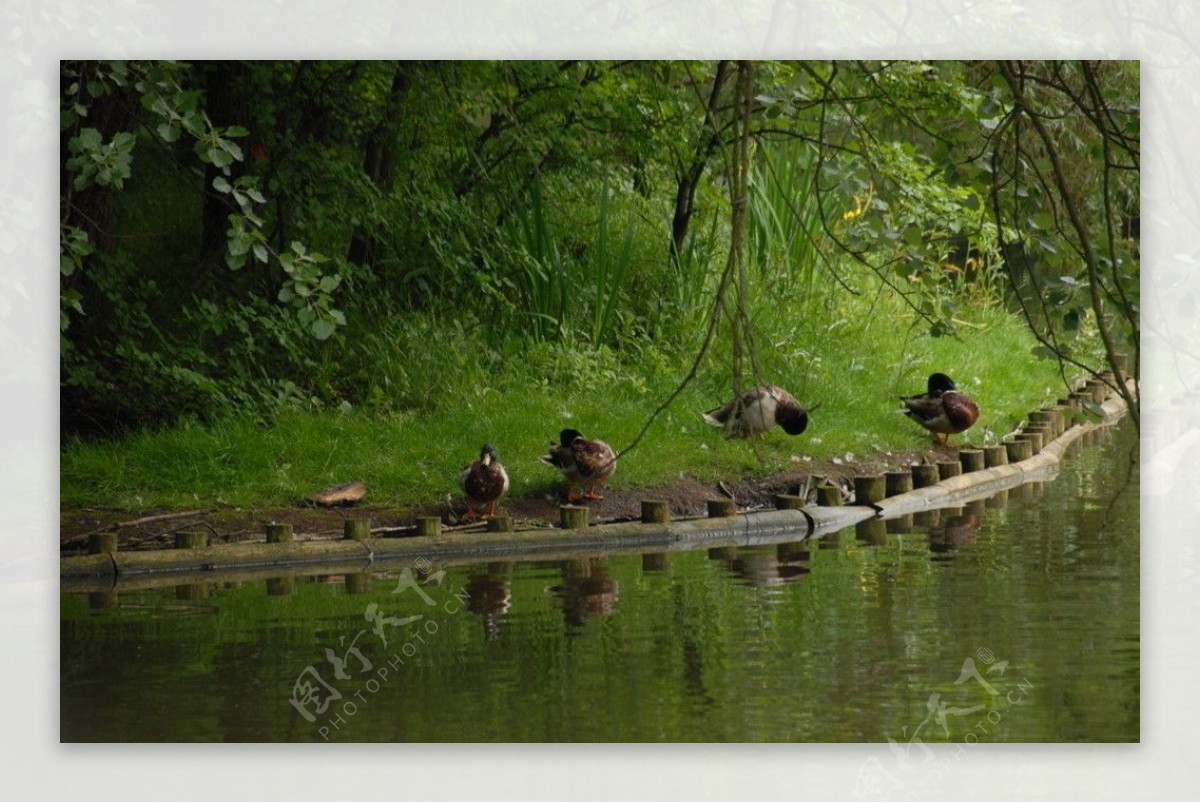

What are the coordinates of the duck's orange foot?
(583, 491, 605, 500)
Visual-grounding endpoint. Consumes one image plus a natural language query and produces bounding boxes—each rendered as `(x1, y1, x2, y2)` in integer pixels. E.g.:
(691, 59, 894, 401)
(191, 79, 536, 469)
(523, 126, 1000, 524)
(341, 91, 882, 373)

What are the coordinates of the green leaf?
(212, 176, 232, 193)
(76, 128, 102, 149)
(311, 318, 336, 340)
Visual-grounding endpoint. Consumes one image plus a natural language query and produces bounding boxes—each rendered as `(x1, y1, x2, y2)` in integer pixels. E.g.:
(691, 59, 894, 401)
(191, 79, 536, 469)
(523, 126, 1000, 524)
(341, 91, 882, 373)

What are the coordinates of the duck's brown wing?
(573, 439, 617, 480)
(901, 394, 945, 424)
(942, 392, 979, 432)
(541, 444, 575, 471)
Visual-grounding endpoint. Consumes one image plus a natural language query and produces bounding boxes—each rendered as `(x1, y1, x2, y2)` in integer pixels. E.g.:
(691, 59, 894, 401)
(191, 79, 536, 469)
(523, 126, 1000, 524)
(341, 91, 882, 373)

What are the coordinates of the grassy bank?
(61, 287, 1076, 512)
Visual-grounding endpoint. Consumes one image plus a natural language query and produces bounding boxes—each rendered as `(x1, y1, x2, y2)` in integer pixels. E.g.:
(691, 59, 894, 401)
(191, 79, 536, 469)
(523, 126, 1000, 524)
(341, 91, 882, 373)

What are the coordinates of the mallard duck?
(702, 385, 811, 439)
(459, 443, 509, 519)
(900, 372, 980, 446)
(540, 428, 617, 502)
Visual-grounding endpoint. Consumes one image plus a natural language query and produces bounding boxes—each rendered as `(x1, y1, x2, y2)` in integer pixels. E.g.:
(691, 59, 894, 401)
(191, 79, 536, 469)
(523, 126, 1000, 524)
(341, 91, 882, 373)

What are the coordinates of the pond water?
(61, 419, 1139, 743)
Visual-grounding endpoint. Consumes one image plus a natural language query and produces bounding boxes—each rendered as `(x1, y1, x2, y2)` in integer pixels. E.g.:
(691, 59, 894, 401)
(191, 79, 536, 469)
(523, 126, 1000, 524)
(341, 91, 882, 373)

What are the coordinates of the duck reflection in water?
(465, 563, 512, 642)
(928, 512, 982, 557)
(549, 559, 619, 627)
(729, 550, 810, 588)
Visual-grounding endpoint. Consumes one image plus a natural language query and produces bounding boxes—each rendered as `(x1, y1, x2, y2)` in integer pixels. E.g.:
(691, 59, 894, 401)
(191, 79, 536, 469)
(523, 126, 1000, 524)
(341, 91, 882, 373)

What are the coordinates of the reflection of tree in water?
(549, 559, 619, 627)
(465, 562, 512, 642)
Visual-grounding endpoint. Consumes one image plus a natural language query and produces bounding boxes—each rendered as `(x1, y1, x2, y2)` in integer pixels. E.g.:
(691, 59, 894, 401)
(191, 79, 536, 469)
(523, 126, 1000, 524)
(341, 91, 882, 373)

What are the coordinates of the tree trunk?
(669, 60, 732, 267)
(348, 63, 411, 270)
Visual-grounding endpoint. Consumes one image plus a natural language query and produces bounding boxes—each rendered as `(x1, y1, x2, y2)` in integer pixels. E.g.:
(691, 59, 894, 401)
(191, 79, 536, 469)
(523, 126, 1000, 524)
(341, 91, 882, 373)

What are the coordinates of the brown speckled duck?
(540, 428, 617, 502)
(702, 385, 811, 439)
(900, 372, 980, 446)
(459, 443, 509, 519)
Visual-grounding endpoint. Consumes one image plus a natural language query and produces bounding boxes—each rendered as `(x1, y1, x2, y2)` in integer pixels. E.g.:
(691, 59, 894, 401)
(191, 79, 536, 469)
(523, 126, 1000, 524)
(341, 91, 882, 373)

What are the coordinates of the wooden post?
(641, 499, 671, 523)
(1029, 411, 1056, 436)
(937, 460, 962, 480)
(88, 532, 117, 555)
(884, 471, 913, 497)
(773, 494, 806, 511)
(854, 475, 886, 505)
(707, 546, 738, 561)
(1086, 379, 1107, 403)
(416, 516, 441, 537)
(912, 464, 941, 488)
(174, 531, 208, 549)
(346, 573, 373, 595)
(1070, 391, 1092, 409)
(706, 498, 737, 518)
(1050, 406, 1072, 434)
(561, 505, 590, 529)
(343, 519, 371, 541)
(985, 489, 1009, 509)
(965, 499, 987, 516)
(958, 449, 985, 473)
(486, 515, 514, 533)
(1017, 431, 1044, 454)
(886, 513, 914, 534)
(817, 484, 844, 506)
(1005, 438, 1034, 462)
(265, 522, 293, 543)
(983, 445, 1008, 468)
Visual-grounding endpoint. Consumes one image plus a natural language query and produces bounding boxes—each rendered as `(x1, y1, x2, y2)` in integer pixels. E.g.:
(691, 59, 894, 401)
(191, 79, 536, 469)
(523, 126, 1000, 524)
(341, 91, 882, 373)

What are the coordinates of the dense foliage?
(60, 60, 1138, 438)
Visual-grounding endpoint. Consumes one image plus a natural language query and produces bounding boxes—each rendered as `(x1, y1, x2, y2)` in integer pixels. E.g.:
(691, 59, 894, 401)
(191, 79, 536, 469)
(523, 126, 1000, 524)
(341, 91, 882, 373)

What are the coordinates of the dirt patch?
(59, 445, 956, 555)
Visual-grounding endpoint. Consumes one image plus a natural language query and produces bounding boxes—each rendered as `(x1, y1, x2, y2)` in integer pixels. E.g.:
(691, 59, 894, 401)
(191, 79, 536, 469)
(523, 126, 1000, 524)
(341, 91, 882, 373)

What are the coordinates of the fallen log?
(307, 480, 367, 507)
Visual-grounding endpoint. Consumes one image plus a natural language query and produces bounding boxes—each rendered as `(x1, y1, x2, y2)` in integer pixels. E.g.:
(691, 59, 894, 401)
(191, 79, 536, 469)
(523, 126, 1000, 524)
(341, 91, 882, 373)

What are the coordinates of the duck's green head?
(559, 428, 584, 446)
(480, 443, 499, 465)
(778, 403, 809, 436)
(928, 373, 957, 395)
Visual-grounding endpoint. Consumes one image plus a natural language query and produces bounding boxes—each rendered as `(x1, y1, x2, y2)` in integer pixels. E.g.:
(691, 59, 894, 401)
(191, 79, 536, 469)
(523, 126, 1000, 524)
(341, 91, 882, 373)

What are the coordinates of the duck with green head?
(702, 385, 812, 440)
(900, 372, 980, 447)
(540, 428, 617, 502)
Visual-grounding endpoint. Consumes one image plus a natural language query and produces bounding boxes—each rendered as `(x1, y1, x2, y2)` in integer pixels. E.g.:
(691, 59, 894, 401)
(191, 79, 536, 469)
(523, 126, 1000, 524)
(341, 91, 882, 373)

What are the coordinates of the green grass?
(61, 281, 1076, 512)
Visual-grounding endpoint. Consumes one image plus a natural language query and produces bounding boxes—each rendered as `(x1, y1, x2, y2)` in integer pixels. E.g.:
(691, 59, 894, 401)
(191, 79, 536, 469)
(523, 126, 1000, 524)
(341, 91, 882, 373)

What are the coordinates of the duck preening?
(459, 443, 510, 519)
(900, 372, 980, 446)
(702, 385, 812, 439)
(540, 428, 618, 502)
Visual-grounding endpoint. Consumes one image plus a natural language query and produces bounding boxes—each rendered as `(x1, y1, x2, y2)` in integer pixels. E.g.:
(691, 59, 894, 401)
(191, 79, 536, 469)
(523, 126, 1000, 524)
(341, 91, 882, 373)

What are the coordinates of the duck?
(540, 428, 617, 502)
(459, 443, 510, 519)
(900, 372, 980, 446)
(702, 385, 811, 439)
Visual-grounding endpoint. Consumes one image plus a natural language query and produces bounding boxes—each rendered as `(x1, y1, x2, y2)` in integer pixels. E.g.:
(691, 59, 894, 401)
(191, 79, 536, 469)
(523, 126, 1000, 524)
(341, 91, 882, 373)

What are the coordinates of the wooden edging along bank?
(61, 383, 1133, 593)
